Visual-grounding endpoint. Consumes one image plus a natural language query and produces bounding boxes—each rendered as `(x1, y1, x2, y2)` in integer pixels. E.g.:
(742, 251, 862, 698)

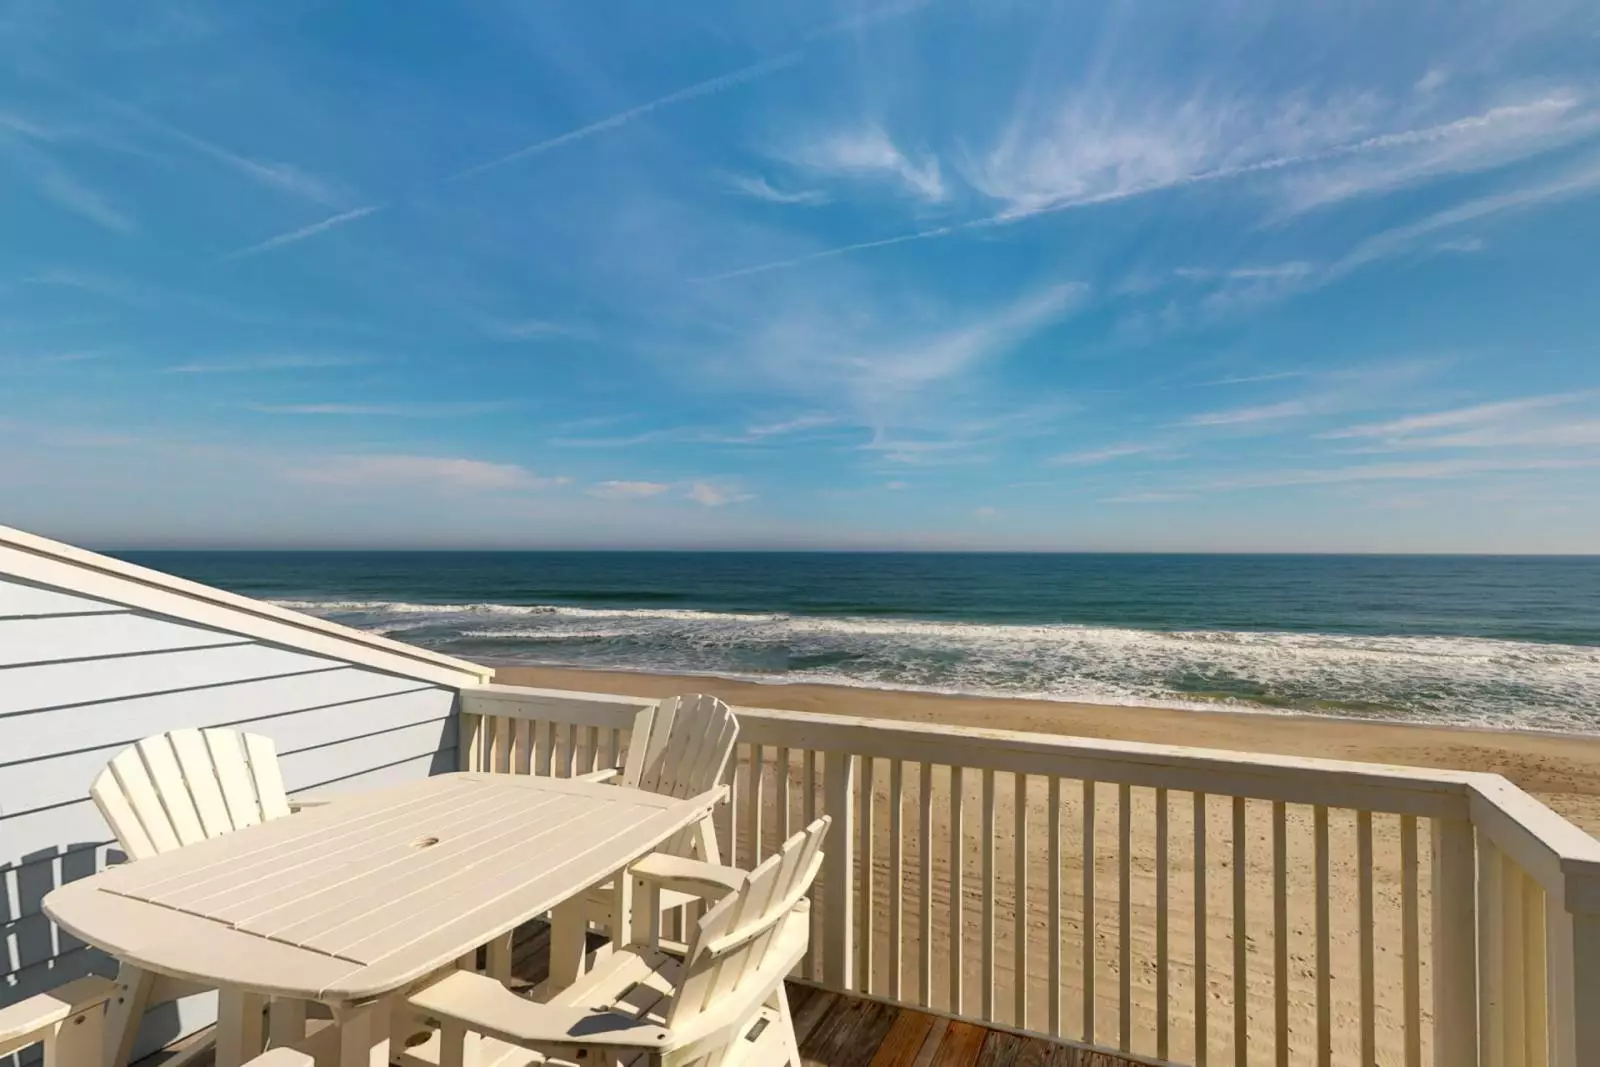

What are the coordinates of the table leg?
(269, 997, 309, 1048)
(103, 963, 153, 1067)
(484, 933, 513, 982)
(216, 989, 266, 1067)
(549, 899, 589, 991)
(334, 999, 391, 1067)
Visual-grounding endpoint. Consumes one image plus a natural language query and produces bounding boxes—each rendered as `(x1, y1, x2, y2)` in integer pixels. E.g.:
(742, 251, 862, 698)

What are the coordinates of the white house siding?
(0, 568, 473, 1064)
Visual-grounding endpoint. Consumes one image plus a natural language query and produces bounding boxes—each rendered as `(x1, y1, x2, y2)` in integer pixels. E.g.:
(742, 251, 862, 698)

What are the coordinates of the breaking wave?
(273, 598, 1600, 733)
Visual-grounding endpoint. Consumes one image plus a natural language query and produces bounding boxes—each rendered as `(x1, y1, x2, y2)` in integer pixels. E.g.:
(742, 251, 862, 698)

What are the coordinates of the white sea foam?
(270, 597, 1600, 732)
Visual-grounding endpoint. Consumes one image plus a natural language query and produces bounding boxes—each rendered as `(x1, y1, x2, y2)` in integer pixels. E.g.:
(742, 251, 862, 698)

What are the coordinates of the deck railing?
(458, 683, 1600, 1067)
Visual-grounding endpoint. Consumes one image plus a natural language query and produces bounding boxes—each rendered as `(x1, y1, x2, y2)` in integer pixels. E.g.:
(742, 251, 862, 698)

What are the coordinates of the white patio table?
(44, 772, 722, 1067)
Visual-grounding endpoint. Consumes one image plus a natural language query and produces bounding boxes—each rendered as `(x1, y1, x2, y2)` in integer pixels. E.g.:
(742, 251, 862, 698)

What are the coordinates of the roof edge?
(0, 525, 493, 686)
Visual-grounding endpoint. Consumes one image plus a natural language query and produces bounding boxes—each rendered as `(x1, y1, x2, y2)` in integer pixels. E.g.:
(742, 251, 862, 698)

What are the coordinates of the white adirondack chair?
(536, 695, 738, 985)
(91, 728, 296, 859)
(411, 816, 829, 1067)
(579, 693, 739, 864)
(0, 976, 114, 1067)
(88, 728, 318, 1066)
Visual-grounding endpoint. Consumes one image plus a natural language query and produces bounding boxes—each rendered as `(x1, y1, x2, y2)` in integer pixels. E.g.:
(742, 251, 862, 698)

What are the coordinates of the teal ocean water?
(118, 552, 1600, 733)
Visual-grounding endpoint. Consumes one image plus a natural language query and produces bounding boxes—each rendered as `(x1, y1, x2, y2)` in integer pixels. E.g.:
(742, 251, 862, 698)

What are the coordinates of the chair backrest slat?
(206, 729, 265, 829)
(168, 729, 234, 839)
(667, 816, 829, 1032)
(245, 733, 291, 821)
(90, 728, 293, 859)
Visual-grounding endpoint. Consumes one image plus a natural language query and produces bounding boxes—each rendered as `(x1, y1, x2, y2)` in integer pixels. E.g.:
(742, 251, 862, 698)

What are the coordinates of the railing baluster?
(920, 762, 934, 1006)
(748, 744, 765, 864)
(583, 725, 599, 773)
(1120, 782, 1132, 1054)
(860, 755, 875, 993)
(1402, 814, 1422, 1067)
(1506, 854, 1528, 1067)
(1359, 811, 1376, 1066)
(951, 765, 966, 1015)
(824, 750, 858, 991)
(1545, 886, 1575, 1067)
(1084, 779, 1097, 1045)
(459, 710, 482, 771)
(1483, 836, 1507, 1067)
(514, 719, 532, 775)
(1049, 775, 1062, 1037)
(727, 755, 742, 867)
(775, 746, 791, 841)
(1156, 786, 1169, 1062)
(1233, 796, 1247, 1067)
(492, 716, 510, 774)
(1273, 799, 1289, 1067)
(1016, 771, 1029, 1029)
(1194, 791, 1208, 1067)
(1314, 805, 1330, 1067)
(561, 724, 577, 776)
(804, 749, 819, 980)
(1525, 872, 1548, 1067)
(535, 721, 554, 777)
(1433, 815, 1478, 1067)
(982, 768, 996, 1019)
(890, 758, 904, 1001)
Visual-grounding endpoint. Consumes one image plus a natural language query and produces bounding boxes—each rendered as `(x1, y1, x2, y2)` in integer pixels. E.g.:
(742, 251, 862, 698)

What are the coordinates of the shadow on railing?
(456, 682, 1600, 1067)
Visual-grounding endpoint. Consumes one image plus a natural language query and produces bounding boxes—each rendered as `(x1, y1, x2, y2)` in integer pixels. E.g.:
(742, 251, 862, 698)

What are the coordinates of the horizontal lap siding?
(0, 574, 467, 1066)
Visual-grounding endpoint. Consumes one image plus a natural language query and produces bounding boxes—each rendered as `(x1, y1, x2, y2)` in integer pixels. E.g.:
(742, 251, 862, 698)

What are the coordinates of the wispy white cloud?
(165, 354, 367, 373)
(290, 454, 568, 491)
(1435, 237, 1487, 254)
(1182, 400, 1312, 427)
(1214, 456, 1600, 490)
(1332, 154, 1600, 274)
(790, 124, 946, 201)
(1104, 491, 1192, 503)
(224, 204, 384, 260)
(448, 52, 802, 183)
(246, 401, 504, 417)
(732, 281, 1085, 423)
(588, 480, 671, 499)
(1276, 94, 1599, 214)
(687, 482, 754, 506)
(726, 173, 830, 205)
(1320, 394, 1584, 440)
(0, 130, 135, 233)
(1050, 442, 1167, 465)
(973, 506, 1000, 518)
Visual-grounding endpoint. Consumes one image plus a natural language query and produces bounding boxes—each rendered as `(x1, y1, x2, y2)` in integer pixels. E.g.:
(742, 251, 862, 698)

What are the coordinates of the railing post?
(458, 706, 482, 772)
(1433, 816, 1477, 1067)
(1564, 863, 1600, 1067)
(823, 750, 858, 991)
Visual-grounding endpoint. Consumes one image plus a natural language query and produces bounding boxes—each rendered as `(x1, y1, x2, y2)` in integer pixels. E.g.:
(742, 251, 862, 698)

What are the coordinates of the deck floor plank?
(868, 1009, 938, 1067)
(929, 1021, 991, 1067)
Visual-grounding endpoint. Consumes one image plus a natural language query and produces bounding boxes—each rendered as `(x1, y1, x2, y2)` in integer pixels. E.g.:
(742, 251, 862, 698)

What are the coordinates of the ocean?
(116, 551, 1600, 733)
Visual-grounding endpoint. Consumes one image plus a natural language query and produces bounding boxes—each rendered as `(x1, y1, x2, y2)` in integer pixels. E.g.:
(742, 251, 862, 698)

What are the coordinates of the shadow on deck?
(142, 921, 1139, 1067)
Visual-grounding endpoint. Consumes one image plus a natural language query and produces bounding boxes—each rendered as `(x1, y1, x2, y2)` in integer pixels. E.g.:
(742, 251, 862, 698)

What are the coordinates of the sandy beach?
(495, 664, 1600, 1064)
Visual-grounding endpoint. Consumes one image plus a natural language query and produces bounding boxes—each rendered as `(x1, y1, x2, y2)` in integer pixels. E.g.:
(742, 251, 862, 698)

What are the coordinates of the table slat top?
(45, 773, 718, 1004)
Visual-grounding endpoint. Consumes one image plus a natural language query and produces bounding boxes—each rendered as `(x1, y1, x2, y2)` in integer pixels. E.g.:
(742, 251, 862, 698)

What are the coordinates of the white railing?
(458, 683, 1600, 1067)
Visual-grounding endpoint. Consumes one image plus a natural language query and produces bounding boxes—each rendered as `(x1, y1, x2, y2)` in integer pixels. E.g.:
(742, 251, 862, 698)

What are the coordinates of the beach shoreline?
(491, 663, 1600, 825)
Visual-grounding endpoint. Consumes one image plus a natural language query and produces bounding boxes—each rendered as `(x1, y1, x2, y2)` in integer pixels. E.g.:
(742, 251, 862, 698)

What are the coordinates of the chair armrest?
(575, 767, 621, 783)
(0, 976, 115, 1056)
(409, 972, 670, 1052)
(288, 797, 336, 812)
(630, 853, 747, 904)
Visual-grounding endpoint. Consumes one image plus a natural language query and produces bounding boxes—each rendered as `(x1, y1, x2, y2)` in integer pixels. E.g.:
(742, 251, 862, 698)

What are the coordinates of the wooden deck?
(140, 921, 1139, 1067)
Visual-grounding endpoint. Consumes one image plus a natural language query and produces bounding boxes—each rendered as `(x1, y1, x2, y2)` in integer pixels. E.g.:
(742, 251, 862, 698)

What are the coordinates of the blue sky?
(3, 0, 1600, 551)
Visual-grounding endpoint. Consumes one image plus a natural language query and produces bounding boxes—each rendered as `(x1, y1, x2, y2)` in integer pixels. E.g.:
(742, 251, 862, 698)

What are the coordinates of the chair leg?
(104, 964, 154, 1067)
(772, 984, 803, 1067)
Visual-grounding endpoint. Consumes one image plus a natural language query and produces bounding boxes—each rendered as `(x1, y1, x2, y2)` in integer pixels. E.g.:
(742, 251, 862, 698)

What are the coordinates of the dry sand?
(495, 665, 1600, 1065)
